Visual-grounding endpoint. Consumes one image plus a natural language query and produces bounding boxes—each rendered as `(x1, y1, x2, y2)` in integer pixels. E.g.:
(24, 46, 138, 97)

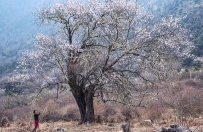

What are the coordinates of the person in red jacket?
(32, 110, 40, 132)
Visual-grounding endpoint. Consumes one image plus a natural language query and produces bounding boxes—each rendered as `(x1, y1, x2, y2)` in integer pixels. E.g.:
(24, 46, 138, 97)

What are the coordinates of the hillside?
(1, 73, 203, 131)
(0, 0, 56, 76)
(149, 0, 203, 66)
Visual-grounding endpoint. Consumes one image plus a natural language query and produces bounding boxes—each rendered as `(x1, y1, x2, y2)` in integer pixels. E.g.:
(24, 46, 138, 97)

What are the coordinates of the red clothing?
(34, 120, 39, 129)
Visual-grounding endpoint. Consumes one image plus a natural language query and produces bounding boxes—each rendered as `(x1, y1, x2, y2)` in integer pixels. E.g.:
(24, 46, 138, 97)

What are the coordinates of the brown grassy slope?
(1, 71, 203, 131)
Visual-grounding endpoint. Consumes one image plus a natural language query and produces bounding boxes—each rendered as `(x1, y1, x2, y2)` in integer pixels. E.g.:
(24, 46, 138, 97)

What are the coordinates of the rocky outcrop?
(57, 128, 66, 132)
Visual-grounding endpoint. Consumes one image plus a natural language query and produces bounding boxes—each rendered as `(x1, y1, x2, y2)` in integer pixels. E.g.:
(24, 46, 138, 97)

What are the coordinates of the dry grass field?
(1, 120, 203, 132)
(1, 73, 203, 132)
(0, 120, 164, 132)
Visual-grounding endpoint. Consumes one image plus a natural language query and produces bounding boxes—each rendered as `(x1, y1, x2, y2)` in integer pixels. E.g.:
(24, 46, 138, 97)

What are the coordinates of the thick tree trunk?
(71, 88, 95, 123)
(68, 69, 88, 123)
(85, 89, 95, 122)
(72, 88, 87, 123)
(68, 69, 95, 123)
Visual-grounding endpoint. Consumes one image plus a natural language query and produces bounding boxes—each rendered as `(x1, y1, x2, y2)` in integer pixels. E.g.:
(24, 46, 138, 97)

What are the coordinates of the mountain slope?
(0, 0, 57, 76)
(154, 0, 203, 57)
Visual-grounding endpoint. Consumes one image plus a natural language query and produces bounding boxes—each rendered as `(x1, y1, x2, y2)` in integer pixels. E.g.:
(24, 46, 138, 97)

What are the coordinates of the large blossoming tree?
(14, 0, 193, 123)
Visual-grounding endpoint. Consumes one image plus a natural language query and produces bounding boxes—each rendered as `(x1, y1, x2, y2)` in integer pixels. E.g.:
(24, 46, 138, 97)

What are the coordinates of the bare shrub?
(180, 71, 190, 79)
(184, 117, 203, 127)
(96, 115, 102, 123)
(16, 121, 27, 127)
(39, 99, 61, 122)
(116, 114, 125, 123)
(94, 103, 141, 123)
(104, 107, 116, 118)
(121, 107, 141, 122)
(107, 116, 116, 123)
(94, 102, 105, 120)
(43, 111, 63, 122)
(3, 109, 13, 122)
(94, 103, 128, 123)
(45, 100, 60, 113)
(196, 72, 203, 80)
(184, 80, 196, 87)
(159, 81, 203, 125)
(0, 110, 3, 120)
(12, 106, 31, 121)
(146, 103, 166, 123)
(180, 71, 203, 80)
(95, 104, 141, 123)
(191, 71, 203, 80)
(133, 109, 142, 121)
(173, 88, 203, 119)
(0, 106, 32, 124)
(122, 108, 132, 120)
(13, 94, 30, 107)
(56, 94, 75, 107)
(0, 117, 10, 127)
(64, 112, 79, 121)
(184, 80, 203, 89)
(64, 106, 80, 121)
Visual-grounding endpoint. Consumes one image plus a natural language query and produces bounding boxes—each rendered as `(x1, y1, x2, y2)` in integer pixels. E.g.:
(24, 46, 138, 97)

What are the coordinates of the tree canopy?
(14, 0, 193, 123)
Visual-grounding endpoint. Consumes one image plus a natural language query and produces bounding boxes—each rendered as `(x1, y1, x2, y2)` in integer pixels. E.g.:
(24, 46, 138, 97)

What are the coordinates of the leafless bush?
(39, 100, 63, 122)
(56, 94, 76, 108)
(121, 108, 133, 121)
(64, 111, 79, 121)
(13, 95, 30, 106)
(0, 110, 3, 120)
(94, 102, 105, 115)
(104, 107, 116, 118)
(0, 117, 10, 127)
(62, 104, 80, 122)
(96, 115, 102, 123)
(94, 102, 142, 123)
(196, 73, 203, 80)
(185, 117, 203, 127)
(172, 88, 203, 119)
(184, 80, 196, 87)
(16, 121, 28, 127)
(3, 109, 13, 122)
(191, 71, 203, 80)
(15, 106, 32, 121)
(184, 80, 203, 89)
(180, 70, 203, 80)
(0, 94, 32, 110)
(180, 71, 190, 79)
(107, 116, 116, 123)
(116, 114, 125, 123)
(146, 103, 166, 123)
(43, 111, 63, 122)
(159, 81, 203, 125)
(121, 107, 141, 121)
